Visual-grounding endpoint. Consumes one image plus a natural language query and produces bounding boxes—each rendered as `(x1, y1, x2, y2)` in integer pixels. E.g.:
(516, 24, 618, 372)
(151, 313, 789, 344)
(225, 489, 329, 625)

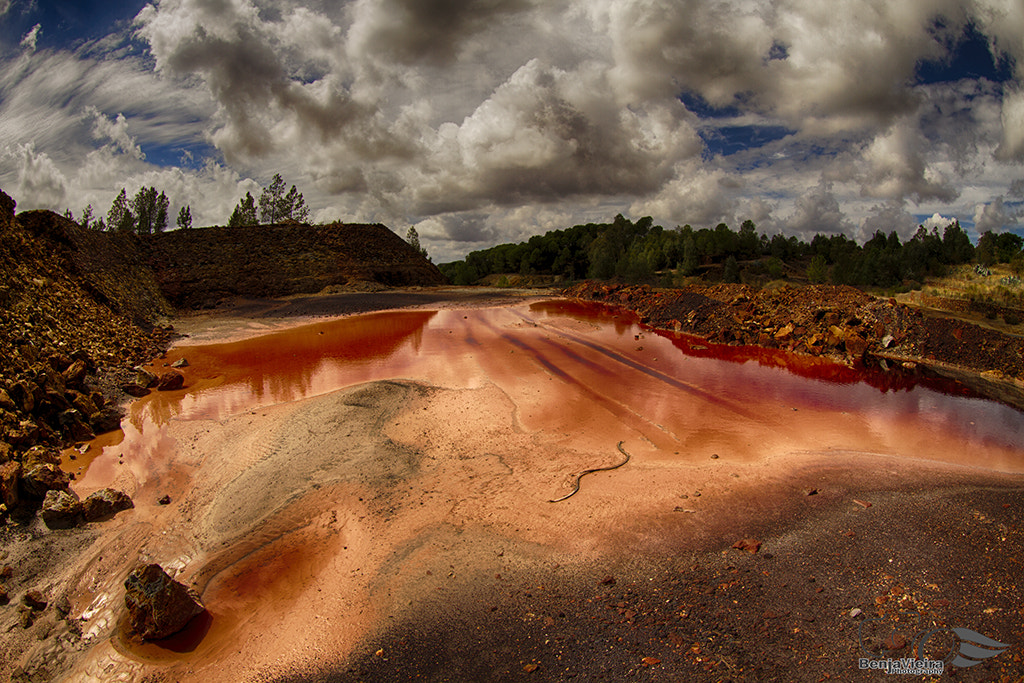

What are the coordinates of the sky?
(1, 1, 1023, 263)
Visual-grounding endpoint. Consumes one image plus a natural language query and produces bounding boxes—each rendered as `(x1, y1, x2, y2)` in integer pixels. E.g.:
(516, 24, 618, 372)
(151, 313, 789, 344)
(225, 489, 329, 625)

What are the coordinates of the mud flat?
(4, 296, 1022, 681)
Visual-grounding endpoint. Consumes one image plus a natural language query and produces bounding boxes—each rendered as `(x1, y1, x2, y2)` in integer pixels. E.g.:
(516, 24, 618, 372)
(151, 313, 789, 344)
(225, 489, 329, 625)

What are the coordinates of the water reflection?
(70, 300, 1024, 489)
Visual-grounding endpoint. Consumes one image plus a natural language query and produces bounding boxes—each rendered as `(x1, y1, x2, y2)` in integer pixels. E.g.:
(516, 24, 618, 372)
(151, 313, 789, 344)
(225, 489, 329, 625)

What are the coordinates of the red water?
(67, 300, 1024, 492)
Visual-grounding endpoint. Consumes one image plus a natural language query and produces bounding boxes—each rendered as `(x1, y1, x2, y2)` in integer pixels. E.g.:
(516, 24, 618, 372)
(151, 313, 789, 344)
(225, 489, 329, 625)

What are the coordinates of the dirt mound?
(145, 222, 448, 309)
(564, 281, 1024, 409)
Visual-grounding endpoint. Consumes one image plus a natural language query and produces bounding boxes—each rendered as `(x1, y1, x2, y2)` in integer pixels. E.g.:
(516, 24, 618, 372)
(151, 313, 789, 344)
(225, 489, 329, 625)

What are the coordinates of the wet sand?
(8, 294, 1023, 681)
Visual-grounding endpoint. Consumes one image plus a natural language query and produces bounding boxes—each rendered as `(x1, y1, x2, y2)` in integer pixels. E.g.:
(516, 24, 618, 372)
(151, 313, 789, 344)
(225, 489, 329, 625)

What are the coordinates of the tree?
(108, 188, 134, 232)
(723, 255, 740, 283)
(406, 226, 429, 260)
(680, 234, 698, 276)
(807, 255, 829, 283)
(80, 204, 94, 230)
(154, 191, 169, 233)
(258, 174, 310, 223)
(177, 205, 192, 230)
(228, 192, 257, 227)
(282, 185, 309, 223)
(132, 187, 157, 234)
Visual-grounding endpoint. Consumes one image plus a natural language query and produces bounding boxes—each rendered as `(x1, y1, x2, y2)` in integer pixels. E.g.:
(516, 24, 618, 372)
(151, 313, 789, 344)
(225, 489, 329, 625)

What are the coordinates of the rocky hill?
(0, 188, 447, 505)
(146, 222, 448, 309)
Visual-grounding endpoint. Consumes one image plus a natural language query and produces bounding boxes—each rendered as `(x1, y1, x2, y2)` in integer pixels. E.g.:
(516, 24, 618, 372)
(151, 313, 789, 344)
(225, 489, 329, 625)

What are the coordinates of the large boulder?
(20, 463, 70, 499)
(124, 564, 205, 640)
(41, 489, 82, 529)
(90, 406, 123, 434)
(82, 488, 134, 521)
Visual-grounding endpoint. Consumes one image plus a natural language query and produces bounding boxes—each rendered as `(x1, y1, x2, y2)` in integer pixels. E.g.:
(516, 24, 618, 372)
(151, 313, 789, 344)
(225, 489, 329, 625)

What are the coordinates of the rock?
(41, 489, 82, 529)
(0, 388, 15, 411)
(82, 488, 134, 521)
(23, 445, 61, 468)
(90, 406, 123, 434)
(170, 358, 189, 368)
(732, 538, 762, 553)
(0, 583, 7, 605)
(0, 461, 23, 509)
(157, 494, 171, 505)
(156, 371, 184, 391)
(133, 367, 158, 388)
(844, 334, 869, 359)
(59, 409, 95, 442)
(23, 590, 47, 610)
(62, 359, 89, 389)
(123, 564, 205, 640)
(121, 382, 151, 398)
(20, 463, 70, 499)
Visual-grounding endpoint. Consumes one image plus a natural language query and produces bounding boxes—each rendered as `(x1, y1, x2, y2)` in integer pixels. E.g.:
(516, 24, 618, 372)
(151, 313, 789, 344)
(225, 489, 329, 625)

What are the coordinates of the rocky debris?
(82, 488, 133, 522)
(156, 371, 184, 391)
(563, 281, 1024, 408)
(123, 564, 205, 640)
(170, 358, 189, 368)
(40, 489, 82, 529)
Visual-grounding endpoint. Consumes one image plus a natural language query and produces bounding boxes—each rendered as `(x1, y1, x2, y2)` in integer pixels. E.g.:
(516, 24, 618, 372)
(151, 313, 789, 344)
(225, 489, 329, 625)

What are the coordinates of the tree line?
(439, 215, 1022, 288)
(63, 173, 309, 234)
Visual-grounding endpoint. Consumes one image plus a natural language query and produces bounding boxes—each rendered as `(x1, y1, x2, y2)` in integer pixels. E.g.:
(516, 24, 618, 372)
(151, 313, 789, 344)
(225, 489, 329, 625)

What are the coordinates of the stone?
(156, 371, 184, 392)
(61, 359, 89, 389)
(41, 489, 82, 529)
(23, 590, 47, 610)
(170, 358, 189, 368)
(157, 494, 171, 505)
(82, 488, 134, 522)
(90, 406, 123, 434)
(20, 463, 70, 499)
(0, 461, 23, 510)
(0, 388, 15, 411)
(133, 368, 158, 388)
(23, 445, 61, 468)
(121, 382, 151, 398)
(123, 564, 205, 640)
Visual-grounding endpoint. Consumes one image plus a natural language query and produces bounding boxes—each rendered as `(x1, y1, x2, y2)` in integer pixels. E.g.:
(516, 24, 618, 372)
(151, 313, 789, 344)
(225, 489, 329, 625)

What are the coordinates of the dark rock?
(156, 371, 184, 391)
(0, 583, 7, 605)
(133, 368, 158, 388)
(0, 388, 15, 411)
(55, 595, 71, 619)
(21, 463, 71, 499)
(157, 494, 171, 505)
(68, 391, 98, 417)
(59, 409, 95, 442)
(82, 488, 133, 521)
(90, 406, 123, 434)
(61, 359, 89, 389)
(123, 563, 205, 640)
(0, 460, 23, 509)
(121, 382, 151, 398)
(23, 590, 47, 610)
(170, 358, 189, 368)
(41, 489, 82, 529)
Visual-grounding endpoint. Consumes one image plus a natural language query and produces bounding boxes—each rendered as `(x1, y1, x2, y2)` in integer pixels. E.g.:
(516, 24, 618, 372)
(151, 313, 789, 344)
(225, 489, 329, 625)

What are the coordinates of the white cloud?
(6, 143, 68, 210)
(974, 196, 1023, 232)
(20, 23, 40, 51)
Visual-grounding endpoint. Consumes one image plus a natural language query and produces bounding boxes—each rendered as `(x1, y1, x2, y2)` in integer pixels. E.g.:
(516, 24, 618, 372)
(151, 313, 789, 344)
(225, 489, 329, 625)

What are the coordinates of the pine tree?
(155, 191, 170, 233)
(228, 192, 257, 227)
(177, 205, 192, 230)
(108, 188, 135, 232)
(80, 204, 94, 230)
(259, 174, 287, 223)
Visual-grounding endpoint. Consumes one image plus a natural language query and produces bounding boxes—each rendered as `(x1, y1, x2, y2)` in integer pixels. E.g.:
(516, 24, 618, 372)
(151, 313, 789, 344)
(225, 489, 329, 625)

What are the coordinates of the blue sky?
(1, 0, 1022, 262)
